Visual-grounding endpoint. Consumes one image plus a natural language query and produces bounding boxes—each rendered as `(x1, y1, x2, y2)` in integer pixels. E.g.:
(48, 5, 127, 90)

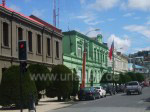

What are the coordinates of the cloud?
(122, 0, 150, 11)
(32, 9, 45, 17)
(80, 0, 86, 4)
(89, 0, 120, 11)
(124, 25, 150, 38)
(9, 5, 21, 12)
(76, 12, 103, 25)
(134, 47, 150, 51)
(123, 12, 134, 17)
(108, 34, 131, 53)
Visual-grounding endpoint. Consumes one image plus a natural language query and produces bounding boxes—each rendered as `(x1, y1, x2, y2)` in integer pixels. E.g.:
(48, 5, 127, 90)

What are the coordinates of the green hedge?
(0, 66, 37, 108)
(46, 65, 73, 101)
(28, 64, 51, 99)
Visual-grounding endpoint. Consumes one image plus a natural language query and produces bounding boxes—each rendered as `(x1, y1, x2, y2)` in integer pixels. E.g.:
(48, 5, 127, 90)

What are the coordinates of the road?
(48, 87, 150, 112)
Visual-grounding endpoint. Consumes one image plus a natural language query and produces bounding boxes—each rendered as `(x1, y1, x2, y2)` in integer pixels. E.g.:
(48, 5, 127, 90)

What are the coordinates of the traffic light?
(18, 41, 27, 61)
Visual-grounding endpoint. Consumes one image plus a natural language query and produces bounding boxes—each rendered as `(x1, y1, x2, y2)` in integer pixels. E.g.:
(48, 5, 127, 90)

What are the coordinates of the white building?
(108, 51, 128, 74)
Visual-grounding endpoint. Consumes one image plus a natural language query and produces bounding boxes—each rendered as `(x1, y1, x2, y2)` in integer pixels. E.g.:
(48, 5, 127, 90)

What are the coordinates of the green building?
(63, 30, 108, 87)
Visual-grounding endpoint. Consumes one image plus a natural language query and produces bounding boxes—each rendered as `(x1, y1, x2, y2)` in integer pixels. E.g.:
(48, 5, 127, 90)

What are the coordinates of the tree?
(116, 73, 132, 84)
(100, 73, 113, 83)
(71, 69, 79, 97)
(0, 66, 37, 108)
(28, 64, 51, 99)
(126, 72, 137, 81)
(135, 73, 145, 83)
(124, 74, 132, 83)
(46, 65, 73, 101)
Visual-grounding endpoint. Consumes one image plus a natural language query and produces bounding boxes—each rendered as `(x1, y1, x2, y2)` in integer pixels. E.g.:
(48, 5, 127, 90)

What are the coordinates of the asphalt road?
(48, 87, 150, 112)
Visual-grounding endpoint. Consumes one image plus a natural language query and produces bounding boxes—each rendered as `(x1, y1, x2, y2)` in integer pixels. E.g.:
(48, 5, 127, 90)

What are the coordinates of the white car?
(94, 86, 106, 98)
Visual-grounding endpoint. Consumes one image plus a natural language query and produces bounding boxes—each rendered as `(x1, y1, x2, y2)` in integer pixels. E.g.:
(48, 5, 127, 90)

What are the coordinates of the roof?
(63, 30, 108, 49)
(0, 5, 61, 33)
(30, 15, 61, 33)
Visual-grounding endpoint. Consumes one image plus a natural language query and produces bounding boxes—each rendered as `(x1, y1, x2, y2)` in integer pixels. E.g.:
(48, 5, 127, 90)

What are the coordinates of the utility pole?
(53, 0, 59, 28)
(113, 49, 115, 86)
(81, 29, 100, 88)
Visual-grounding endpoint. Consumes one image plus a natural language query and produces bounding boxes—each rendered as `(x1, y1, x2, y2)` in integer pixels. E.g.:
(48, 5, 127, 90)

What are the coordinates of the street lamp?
(85, 28, 100, 36)
(81, 28, 100, 88)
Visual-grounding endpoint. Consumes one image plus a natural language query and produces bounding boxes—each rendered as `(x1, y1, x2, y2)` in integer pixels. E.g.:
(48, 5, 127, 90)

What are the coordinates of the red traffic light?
(20, 43, 24, 48)
(18, 41, 27, 61)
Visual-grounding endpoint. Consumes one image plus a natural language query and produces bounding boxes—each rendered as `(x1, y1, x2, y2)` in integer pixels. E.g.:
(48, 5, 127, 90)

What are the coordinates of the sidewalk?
(0, 97, 74, 112)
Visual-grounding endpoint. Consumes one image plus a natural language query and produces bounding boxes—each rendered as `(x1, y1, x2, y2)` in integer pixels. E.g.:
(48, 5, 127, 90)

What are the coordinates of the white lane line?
(138, 100, 144, 104)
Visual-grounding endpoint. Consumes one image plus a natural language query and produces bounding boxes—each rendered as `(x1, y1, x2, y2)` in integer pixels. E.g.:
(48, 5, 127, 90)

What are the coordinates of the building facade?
(108, 51, 128, 74)
(0, 5, 63, 83)
(63, 30, 108, 87)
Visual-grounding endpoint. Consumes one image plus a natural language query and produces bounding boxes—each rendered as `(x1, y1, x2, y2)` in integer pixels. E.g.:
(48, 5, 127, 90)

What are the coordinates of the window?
(78, 47, 82, 58)
(3, 22, 9, 47)
(18, 27, 23, 40)
(98, 51, 100, 62)
(94, 49, 96, 61)
(47, 38, 51, 56)
(56, 41, 59, 58)
(37, 34, 41, 54)
(28, 31, 32, 52)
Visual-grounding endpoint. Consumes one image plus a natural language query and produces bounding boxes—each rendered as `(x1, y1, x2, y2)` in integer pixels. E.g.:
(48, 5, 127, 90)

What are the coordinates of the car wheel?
(138, 91, 141, 95)
(126, 92, 130, 95)
(110, 92, 112, 96)
(79, 98, 82, 101)
(98, 95, 101, 99)
(92, 95, 95, 100)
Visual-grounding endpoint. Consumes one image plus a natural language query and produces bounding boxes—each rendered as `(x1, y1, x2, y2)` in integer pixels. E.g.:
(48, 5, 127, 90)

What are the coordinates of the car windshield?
(83, 87, 91, 91)
(127, 82, 138, 85)
(94, 87, 100, 89)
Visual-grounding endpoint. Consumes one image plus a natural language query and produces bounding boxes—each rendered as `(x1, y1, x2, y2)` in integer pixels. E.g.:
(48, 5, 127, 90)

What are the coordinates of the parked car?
(142, 81, 149, 87)
(126, 81, 142, 95)
(78, 87, 100, 100)
(101, 84, 116, 96)
(94, 86, 106, 98)
(116, 84, 125, 93)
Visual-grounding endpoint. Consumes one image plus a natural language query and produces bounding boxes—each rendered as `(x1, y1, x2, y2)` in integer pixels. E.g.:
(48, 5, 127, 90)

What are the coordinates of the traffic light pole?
(20, 62, 23, 112)
(18, 41, 27, 112)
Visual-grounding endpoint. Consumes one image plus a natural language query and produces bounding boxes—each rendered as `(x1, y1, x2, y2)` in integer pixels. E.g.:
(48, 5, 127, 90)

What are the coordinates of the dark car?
(101, 84, 116, 95)
(78, 87, 100, 100)
(116, 84, 125, 93)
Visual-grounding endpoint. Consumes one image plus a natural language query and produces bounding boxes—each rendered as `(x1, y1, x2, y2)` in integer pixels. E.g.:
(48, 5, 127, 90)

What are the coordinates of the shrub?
(46, 65, 73, 101)
(100, 73, 113, 83)
(0, 66, 37, 108)
(135, 73, 145, 83)
(28, 64, 51, 99)
(71, 69, 79, 97)
(126, 72, 137, 81)
(117, 73, 132, 84)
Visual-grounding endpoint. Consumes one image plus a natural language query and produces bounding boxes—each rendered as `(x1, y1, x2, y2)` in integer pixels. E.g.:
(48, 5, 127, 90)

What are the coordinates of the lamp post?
(81, 28, 100, 88)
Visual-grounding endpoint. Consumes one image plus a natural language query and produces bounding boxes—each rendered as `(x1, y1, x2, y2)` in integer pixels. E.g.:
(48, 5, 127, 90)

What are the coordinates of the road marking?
(138, 100, 144, 104)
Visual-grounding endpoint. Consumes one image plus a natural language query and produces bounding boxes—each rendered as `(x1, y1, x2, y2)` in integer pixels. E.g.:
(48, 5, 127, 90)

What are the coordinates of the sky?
(4, 0, 150, 54)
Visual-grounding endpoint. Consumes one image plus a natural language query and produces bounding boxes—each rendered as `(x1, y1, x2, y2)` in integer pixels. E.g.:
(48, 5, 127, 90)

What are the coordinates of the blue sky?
(5, 0, 150, 54)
